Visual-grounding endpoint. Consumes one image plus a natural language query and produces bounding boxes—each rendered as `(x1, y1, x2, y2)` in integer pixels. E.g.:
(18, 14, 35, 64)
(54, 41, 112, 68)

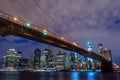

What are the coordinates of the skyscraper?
(55, 49, 66, 70)
(43, 46, 54, 68)
(98, 43, 103, 54)
(34, 48, 41, 69)
(2, 49, 22, 70)
(87, 42, 93, 51)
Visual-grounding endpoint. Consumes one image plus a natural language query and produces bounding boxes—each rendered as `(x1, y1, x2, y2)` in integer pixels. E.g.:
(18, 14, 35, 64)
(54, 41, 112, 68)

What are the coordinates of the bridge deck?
(0, 11, 111, 63)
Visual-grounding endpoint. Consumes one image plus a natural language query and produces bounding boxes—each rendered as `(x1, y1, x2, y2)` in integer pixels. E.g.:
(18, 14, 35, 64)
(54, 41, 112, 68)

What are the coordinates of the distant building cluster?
(0, 48, 101, 72)
(0, 43, 113, 72)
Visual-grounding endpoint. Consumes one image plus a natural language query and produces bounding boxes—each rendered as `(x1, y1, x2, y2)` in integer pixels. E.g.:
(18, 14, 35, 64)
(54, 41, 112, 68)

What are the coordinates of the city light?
(43, 29, 47, 32)
(74, 52, 78, 58)
(43, 29, 47, 36)
(72, 42, 78, 46)
(13, 17, 18, 21)
(61, 37, 65, 40)
(87, 42, 92, 51)
(9, 48, 15, 51)
(25, 22, 31, 28)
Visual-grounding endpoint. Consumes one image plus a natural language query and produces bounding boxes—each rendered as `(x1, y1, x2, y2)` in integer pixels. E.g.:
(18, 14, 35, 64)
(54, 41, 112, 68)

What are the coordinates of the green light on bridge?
(43, 29, 47, 36)
(25, 22, 31, 28)
(43, 32, 47, 36)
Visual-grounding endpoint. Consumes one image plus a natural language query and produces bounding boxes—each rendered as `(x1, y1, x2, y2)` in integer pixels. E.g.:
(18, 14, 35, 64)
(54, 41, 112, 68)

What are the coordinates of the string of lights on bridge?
(0, 11, 86, 50)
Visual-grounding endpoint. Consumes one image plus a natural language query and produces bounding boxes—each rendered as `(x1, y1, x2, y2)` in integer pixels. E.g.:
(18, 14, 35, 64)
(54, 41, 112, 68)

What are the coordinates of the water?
(0, 71, 119, 80)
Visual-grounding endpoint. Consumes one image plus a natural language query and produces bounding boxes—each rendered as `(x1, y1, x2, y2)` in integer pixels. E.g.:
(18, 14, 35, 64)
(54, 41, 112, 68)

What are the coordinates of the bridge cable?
(32, 0, 76, 42)
(18, 0, 54, 31)
(0, 0, 4, 12)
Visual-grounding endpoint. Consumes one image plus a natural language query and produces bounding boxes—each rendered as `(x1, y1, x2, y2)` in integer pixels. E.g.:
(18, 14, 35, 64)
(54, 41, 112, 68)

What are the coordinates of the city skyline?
(0, 47, 102, 72)
(0, 0, 120, 66)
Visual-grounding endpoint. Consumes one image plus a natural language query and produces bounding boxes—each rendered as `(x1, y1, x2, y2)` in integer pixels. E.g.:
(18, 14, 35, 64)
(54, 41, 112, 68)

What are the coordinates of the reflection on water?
(0, 71, 119, 80)
(87, 72, 96, 80)
(1, 71, 20, 80)
(71, 72, 80, 80)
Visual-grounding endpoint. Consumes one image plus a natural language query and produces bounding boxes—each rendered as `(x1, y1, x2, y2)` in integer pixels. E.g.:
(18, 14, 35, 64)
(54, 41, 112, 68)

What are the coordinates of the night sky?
(0, 0, 120, 65)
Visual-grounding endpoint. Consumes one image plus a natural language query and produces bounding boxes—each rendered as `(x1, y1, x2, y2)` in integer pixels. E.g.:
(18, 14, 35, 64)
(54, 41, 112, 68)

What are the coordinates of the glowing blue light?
(89, 72, 94, 76)
(87, 58, 93, 63)
(87, 42, 93, 51)
(105, 48, 107, 50)
(75, 52, 77, 58)
(88, 72, 96, 80)
(71, 72, 80, 80)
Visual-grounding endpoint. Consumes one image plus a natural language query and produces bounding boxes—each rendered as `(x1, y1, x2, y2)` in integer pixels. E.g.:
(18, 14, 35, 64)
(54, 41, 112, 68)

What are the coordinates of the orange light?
(72, 42, 78, 46)
(61, 37, 64, 40)
(13, 17, 18, 21)
(43, 29, 47, 32)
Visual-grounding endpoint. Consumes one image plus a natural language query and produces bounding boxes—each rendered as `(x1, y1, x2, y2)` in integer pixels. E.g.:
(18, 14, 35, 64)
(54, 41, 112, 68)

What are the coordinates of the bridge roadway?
(0, 11, 113, 72)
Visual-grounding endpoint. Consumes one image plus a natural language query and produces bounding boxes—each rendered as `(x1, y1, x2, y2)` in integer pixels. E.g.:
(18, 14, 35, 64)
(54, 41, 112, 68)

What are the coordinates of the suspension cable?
(32, 0, 76, 42)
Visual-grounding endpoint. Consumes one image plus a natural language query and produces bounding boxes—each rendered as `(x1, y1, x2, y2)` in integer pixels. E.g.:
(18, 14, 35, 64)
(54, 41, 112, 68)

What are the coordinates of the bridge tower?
(98, 43, 114, 72)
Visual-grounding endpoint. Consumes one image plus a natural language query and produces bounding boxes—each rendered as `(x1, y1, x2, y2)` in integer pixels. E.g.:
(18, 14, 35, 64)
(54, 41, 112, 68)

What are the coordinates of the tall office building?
(70, 52, 76, 69)
(28, 55, 34, 70)
(70, 52, 80, 70)
(3, 49, 22, 70)
(55, 53, 65, 70)
(55, 48, 66, 70)
(87, 42, 93, 51)
(34, 48, 41, 69)
(43, 46, 54, 68)
(19, 58, 29, 70)
(98, 43, 104, 54)
(65, 54, 71, 69)
(40, 55, 47, 68)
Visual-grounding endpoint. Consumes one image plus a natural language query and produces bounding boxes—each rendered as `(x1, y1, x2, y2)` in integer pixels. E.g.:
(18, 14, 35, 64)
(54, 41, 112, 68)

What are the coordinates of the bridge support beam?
(101, 61, 113, 72)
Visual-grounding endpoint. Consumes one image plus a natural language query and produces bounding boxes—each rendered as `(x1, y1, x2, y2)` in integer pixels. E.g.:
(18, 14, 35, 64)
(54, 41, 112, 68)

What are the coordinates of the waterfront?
(0, 71, 119, 80)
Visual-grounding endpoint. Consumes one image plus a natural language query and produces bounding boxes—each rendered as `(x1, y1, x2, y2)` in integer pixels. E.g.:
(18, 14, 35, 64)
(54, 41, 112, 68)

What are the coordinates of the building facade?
(2, 49, 22, 70)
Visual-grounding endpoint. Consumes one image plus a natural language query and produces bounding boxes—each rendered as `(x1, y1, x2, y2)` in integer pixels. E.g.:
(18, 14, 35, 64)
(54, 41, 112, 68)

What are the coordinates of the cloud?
(0, 0, 120, 64)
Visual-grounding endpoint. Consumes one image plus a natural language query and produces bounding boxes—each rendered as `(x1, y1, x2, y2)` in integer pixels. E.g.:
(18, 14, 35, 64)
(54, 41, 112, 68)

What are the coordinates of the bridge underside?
(0, 17, 114, 72)
(0, 17, 87, 54)
(101, 61, 113, 72)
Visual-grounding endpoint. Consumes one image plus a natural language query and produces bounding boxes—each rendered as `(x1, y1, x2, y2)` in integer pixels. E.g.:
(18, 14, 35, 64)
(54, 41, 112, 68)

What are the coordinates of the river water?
(0, 71, 119, 80)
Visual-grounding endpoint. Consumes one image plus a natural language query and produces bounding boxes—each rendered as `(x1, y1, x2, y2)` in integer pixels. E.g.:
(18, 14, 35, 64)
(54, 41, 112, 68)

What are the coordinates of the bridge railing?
(0, 11, 86, 50)
(0, 11, 25, 27)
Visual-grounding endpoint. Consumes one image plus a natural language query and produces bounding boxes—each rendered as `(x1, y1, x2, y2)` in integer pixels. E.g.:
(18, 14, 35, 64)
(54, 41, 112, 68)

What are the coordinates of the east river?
(0, 71, 119, 80)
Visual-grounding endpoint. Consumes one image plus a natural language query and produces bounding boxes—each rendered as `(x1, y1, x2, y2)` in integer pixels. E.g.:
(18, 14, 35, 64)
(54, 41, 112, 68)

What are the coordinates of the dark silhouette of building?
(34, 48, 41, 69)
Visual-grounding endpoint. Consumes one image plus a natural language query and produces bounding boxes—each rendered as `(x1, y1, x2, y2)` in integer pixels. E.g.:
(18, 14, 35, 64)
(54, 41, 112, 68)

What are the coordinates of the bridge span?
(0, 11, 113, 72)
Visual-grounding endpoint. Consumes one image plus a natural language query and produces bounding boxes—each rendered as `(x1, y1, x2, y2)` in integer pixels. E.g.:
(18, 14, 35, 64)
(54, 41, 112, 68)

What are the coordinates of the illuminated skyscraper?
(3, 49, 22, 70)
(98, 43, 104, 54)
(86, 42, 94, 70)
(28, 55, 34, 70)
(43, 46, 54, 68)
(87, 42, 93, 51)
(55, 48, 66, 70)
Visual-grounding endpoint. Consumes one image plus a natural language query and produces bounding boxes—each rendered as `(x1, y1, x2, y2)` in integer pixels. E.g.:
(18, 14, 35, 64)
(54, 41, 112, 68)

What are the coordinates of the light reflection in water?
(3, 71, 20, 80)
(58, 72, 65, 80)
(71, 72, 80, 80)
(87, 72, 96, 80)
(50, 72, 54, 80)
(0, 71, 119, 80)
